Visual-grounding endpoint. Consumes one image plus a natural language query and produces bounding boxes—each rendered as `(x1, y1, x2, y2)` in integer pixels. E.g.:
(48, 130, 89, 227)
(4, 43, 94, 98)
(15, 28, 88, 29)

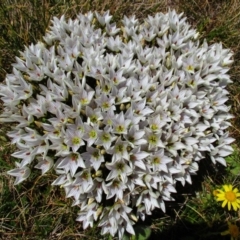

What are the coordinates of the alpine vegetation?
(0, 10, 234, 238)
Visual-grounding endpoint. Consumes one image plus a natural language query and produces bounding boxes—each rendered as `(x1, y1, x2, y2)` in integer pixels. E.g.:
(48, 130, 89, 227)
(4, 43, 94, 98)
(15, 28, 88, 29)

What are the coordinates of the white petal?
(215, 157, 226, 166)
(126, 221, 135, 235)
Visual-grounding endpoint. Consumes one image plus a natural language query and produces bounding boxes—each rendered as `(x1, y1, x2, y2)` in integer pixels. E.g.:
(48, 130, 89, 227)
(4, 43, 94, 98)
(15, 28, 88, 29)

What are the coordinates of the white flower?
(49, 137, 70, 157)
(35, 156, 53, 174)
(145, 128, 165, 150)
(90, 177, 106, 202)
(77, 88, 95, 107)
(64, 180, 82, 201)
(64, 127, 84, 153)
(83, 124, 99, 147)
(86, 106, 103, 126)
(7, 163, 31, 185)
(105, 178, 127, 200)
(132, 99, 154, 120)
(95, 10, 112, 26)
(105, 22, 120, 36)
(112, 112, 131, 135)
(124, 126, 147, 148)
(95, 126, 117, 150)
(95, 93, 115, 111)
(107, 36, 123, 52)
(136, 189, 160, 214)
(148, 115, 166, 133)
(56, 152, 86, 176)
(149, 149, 173, 173)
(106, 159, 132, 182)
(82, 147, 104, 171)
(11, 142, 36, 167)
(107, 138, 130, 162)
(129, 147, 149, 170)
(76, 201, 101, 228)
(74, 169, 94, 193)
(7, 129, 25, 144)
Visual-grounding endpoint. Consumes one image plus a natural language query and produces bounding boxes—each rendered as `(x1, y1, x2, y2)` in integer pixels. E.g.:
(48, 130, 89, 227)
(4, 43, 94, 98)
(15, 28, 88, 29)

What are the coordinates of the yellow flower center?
(153, 157, 160, 164)
(102, 133, 110, 142)
(116, 144, 124, 153)
(80, 98, 89, 105)
(149, 135, 157, 145)
(116, 162, 124, 171)
(186, 65, 194, 72)
(72, 137, 81, 145)
(61, 144, 68, 150)
(102, 102, 110, 109)
(71, 153, 78, 161)
(116, 125, 125, 133)
(151, 124, 158, 131)
(89, 130, 97, 138)
(93, 151, 100, 159)
(90, 115, 98, 123)
(225, 191, 236, 202)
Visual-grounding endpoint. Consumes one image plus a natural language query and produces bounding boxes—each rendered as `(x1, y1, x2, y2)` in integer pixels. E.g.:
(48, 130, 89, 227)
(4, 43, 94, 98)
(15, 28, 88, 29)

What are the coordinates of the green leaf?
(123, 225, 151, 240)
(0, 136, 8, 142)
(230, 166, 240, 175)
(122, 234, 130, 240)
(134, 225, 151, 240)
(108, 235, 114, 240)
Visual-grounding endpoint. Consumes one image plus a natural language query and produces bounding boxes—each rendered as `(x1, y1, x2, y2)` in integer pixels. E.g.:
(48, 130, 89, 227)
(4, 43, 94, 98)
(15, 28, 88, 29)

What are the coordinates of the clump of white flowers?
(0, 10, 234, 238)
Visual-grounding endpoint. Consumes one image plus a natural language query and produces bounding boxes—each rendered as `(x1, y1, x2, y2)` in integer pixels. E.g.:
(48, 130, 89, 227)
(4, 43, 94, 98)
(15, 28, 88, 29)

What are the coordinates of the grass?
(1, 0, 240, 239)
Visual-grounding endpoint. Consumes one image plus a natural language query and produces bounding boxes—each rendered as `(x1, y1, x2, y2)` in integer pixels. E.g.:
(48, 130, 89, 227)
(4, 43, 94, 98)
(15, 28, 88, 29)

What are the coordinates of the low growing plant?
(0, 10, 235, 238)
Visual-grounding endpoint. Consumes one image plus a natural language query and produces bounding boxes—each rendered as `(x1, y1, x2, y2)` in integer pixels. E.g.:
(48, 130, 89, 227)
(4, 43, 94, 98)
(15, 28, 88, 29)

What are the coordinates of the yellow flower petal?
(233, 188, 239, 193)
(232, 202, 238, 211)
(217, 189, 224, 194)
(222, 200, 228, 208)
(228, 201, 231, 211)
(217, 192, 225, 197)
(216, 196, 226, 201)
(223, 185, 229, 191)
(223, 185, 232, 192)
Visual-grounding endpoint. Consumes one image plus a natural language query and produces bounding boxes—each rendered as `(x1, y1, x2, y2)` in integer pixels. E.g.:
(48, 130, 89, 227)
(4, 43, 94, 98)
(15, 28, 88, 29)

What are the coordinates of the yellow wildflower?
(214, 184, 240, 211)
(221, 222, 239, 240)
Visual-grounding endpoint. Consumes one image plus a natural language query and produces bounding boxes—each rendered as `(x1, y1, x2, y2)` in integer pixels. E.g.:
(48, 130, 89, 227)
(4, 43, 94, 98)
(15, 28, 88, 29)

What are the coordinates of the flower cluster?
(0, 10, 234, 238)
